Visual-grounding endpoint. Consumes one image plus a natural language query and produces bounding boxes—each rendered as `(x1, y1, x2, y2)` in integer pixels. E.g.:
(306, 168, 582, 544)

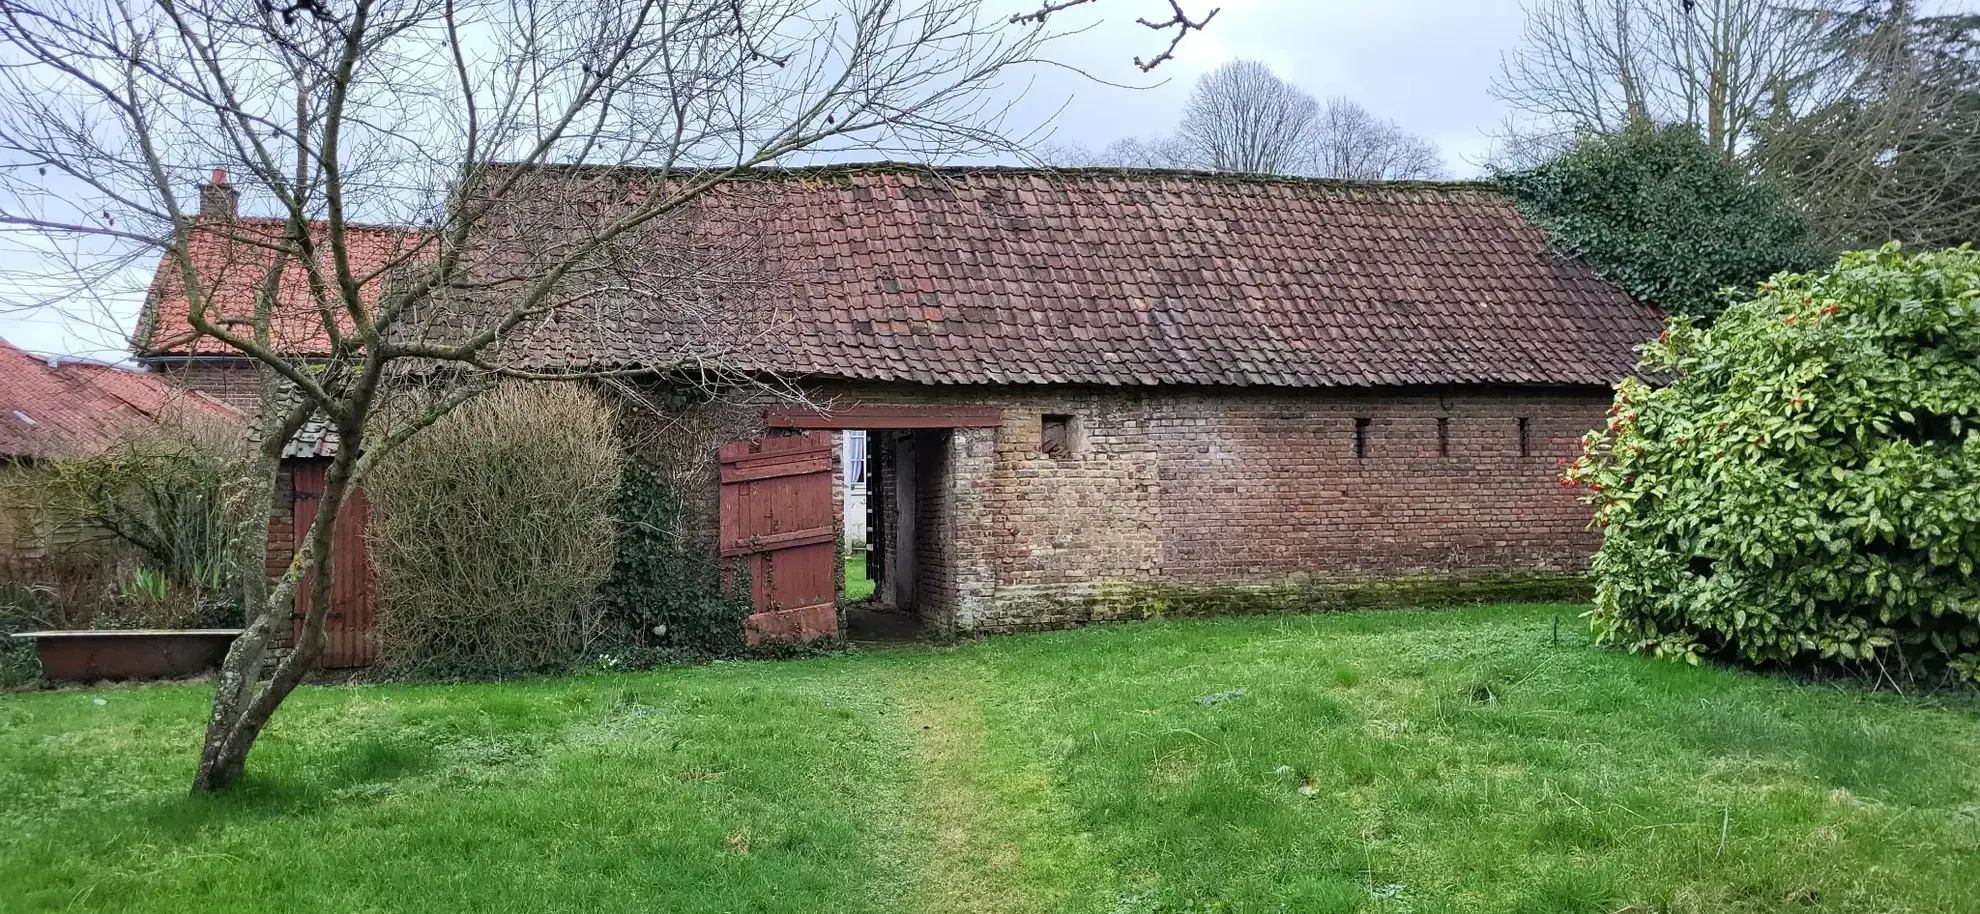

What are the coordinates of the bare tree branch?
(1010, 0, 1215, 70)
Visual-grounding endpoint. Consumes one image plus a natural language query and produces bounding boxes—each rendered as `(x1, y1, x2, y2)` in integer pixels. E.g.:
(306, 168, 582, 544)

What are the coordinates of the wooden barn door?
(290, 463, 377, 668)
(719, 433, 838, 644)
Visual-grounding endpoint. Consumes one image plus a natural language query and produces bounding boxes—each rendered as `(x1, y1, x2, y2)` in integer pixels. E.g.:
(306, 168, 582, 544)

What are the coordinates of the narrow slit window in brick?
(1437, 417, 1450, 457)
(1041, 414, 1072, 457)
(1517, 417, 1531, 457)
(1354, 418, 1371, 459)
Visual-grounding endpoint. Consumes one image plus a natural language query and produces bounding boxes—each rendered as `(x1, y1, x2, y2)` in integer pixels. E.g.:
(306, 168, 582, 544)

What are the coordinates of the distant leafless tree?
(1493, 0, 1829, 161)
(1038, 135, 1179, 168)
(0, 0, 1176, 792)
(1170, 60, 1321, 173)
(1756, 1, 1980, 249)
(1059, 62, 1445, 179)
(1311, 97, 1446, 180)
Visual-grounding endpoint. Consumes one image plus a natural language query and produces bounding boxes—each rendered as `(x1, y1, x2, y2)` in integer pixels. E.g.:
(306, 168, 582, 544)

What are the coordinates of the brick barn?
(138, 165, 1663, 650)
(476, 166, 1664, 643)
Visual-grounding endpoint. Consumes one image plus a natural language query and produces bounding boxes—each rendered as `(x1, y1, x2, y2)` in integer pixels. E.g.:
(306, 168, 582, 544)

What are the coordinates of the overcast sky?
(0, 1, 1538, 359)
(1017, 0, 1528, 172)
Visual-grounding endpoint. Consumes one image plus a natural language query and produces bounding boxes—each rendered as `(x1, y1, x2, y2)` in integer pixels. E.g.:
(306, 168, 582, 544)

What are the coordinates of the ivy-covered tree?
(1499, 125, 1822, 321)
(1567, 245, 1980, 683)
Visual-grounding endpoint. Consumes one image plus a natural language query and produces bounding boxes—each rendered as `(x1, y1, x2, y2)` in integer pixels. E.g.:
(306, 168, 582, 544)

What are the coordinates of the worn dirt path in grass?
(897, 672, 1109, 914)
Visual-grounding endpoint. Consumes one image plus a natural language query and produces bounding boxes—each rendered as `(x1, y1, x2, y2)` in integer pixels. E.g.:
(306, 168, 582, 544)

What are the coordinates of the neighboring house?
(0, 340, 237, 568)
(131, 169, 418, 410)
(139, 164, 1664, 651)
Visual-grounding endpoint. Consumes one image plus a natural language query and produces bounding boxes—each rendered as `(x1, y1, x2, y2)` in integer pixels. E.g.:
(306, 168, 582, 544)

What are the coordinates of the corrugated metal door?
(719, 433, 838, 644)
(290, 462, 377, 668)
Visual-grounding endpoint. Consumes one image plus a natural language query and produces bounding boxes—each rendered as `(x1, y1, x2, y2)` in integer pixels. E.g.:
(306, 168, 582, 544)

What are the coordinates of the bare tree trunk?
(194, 430, 358, 792)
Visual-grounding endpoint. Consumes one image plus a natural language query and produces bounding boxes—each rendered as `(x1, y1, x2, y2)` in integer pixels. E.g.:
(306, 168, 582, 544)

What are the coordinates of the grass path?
(898, 668, 1109, 914)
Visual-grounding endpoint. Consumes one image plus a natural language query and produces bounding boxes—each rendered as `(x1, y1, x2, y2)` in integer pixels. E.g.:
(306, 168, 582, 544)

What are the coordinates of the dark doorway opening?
(847, 428, 951, 644)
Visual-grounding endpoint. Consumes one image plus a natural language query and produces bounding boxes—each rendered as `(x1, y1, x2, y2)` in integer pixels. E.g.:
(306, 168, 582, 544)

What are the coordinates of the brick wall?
(265, 462, 297, 648)
(911, 429, 957, 638)
(808, 383, 1607, 634)
(623, 381, 1609, 637)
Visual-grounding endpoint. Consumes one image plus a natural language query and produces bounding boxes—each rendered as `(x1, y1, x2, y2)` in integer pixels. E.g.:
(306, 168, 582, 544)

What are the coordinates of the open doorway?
(843, 428, 952, 643)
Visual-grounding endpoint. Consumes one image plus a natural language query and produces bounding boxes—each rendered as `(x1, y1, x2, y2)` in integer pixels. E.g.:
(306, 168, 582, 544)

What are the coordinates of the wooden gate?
(719, 433, 838, 644)
(290, 462, 377, 668)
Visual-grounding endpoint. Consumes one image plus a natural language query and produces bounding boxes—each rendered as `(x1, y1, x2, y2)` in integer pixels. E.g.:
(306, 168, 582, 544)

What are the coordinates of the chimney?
(199, 168, 238, 220)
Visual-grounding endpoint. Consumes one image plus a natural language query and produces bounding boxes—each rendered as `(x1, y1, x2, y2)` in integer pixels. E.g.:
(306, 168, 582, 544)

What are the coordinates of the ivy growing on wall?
(598, 460, 749, 663)
(1499, 125, 1822, 322)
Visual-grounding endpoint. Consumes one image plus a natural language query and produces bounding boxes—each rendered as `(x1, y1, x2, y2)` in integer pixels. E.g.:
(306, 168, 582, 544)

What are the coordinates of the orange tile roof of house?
(0, 341, 237, 458)
(135, 217, 421, 358)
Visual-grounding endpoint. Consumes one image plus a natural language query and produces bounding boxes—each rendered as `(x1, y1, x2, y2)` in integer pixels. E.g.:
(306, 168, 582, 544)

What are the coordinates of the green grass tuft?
(845, 551, 876, 602)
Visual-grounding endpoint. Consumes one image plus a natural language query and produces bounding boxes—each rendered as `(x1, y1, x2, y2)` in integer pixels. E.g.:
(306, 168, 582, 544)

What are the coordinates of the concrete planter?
(12, 630, 244, 681)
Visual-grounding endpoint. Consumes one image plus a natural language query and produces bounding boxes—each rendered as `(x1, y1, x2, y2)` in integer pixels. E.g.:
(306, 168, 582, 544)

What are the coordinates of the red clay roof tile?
(0, 341, 237, 458)
(136, 218, 421, 358)
(139, 166, 1661, 388)
(479, 166, 1657, 388)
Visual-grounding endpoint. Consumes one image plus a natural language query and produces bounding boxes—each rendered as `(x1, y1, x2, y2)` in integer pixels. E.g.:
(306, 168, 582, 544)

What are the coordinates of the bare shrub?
(16, 418, 255, 630)
(366, 384, 624, 675)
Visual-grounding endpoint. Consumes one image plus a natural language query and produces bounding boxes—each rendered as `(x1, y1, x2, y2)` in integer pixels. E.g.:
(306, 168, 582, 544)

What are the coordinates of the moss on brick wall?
(987, 571, 1593, 633)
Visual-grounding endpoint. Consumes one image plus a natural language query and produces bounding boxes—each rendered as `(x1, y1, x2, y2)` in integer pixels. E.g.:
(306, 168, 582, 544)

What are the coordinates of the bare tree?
(1311, 97, 1445, 180)
(1037, 135, 1179, 168)
(1757, 1, 1980, 248)
(1169, 59, 1320, 173)
(1493, 0, 1828, 160)
(1054, 66, 1445, 180)
(0, 0, 1154, 792)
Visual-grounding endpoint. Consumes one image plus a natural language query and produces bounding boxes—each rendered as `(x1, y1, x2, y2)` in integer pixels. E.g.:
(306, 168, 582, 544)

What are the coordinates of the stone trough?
(11, 630, 244, 681)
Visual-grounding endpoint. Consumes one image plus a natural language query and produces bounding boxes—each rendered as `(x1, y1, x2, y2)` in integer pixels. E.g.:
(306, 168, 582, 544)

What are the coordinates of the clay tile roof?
(136, 218, 422, 358)
(488, 165, 1663, 388)
(0, 341, 238, 459)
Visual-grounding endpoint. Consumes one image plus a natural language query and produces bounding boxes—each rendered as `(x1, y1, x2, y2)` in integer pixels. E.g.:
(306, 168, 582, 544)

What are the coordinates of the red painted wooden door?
(719, 433, 838, 644)
(291, 463, 377, 668)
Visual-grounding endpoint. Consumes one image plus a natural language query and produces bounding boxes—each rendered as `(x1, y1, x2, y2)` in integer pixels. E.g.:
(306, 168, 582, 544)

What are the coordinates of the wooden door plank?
(718, 432, 838, 645)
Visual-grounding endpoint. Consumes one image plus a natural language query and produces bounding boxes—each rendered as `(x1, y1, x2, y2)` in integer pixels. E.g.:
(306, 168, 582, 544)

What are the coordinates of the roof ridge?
(482, 160, 1503, 194)
(217, 216, 420, 233)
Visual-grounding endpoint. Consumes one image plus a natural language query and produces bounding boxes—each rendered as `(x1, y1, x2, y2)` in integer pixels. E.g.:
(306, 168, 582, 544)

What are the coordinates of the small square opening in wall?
(1040, 414, 1073, 457)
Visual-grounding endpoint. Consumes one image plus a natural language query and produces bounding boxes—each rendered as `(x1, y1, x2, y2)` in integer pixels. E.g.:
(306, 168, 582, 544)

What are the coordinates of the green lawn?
(846, 550, 876, 602)
(4, 604, 1978, 914)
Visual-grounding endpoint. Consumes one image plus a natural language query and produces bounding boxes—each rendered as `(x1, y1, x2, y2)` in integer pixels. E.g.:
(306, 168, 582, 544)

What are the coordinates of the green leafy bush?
(1500, 125, 1822, 321)
(367, 383, 624, 676)
(1569, 245, 1980, 682)
(14, 419, 253, 630)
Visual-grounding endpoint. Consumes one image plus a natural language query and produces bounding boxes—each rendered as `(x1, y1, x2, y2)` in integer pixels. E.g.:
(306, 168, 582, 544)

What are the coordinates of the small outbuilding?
(0, 340, 237, 571)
